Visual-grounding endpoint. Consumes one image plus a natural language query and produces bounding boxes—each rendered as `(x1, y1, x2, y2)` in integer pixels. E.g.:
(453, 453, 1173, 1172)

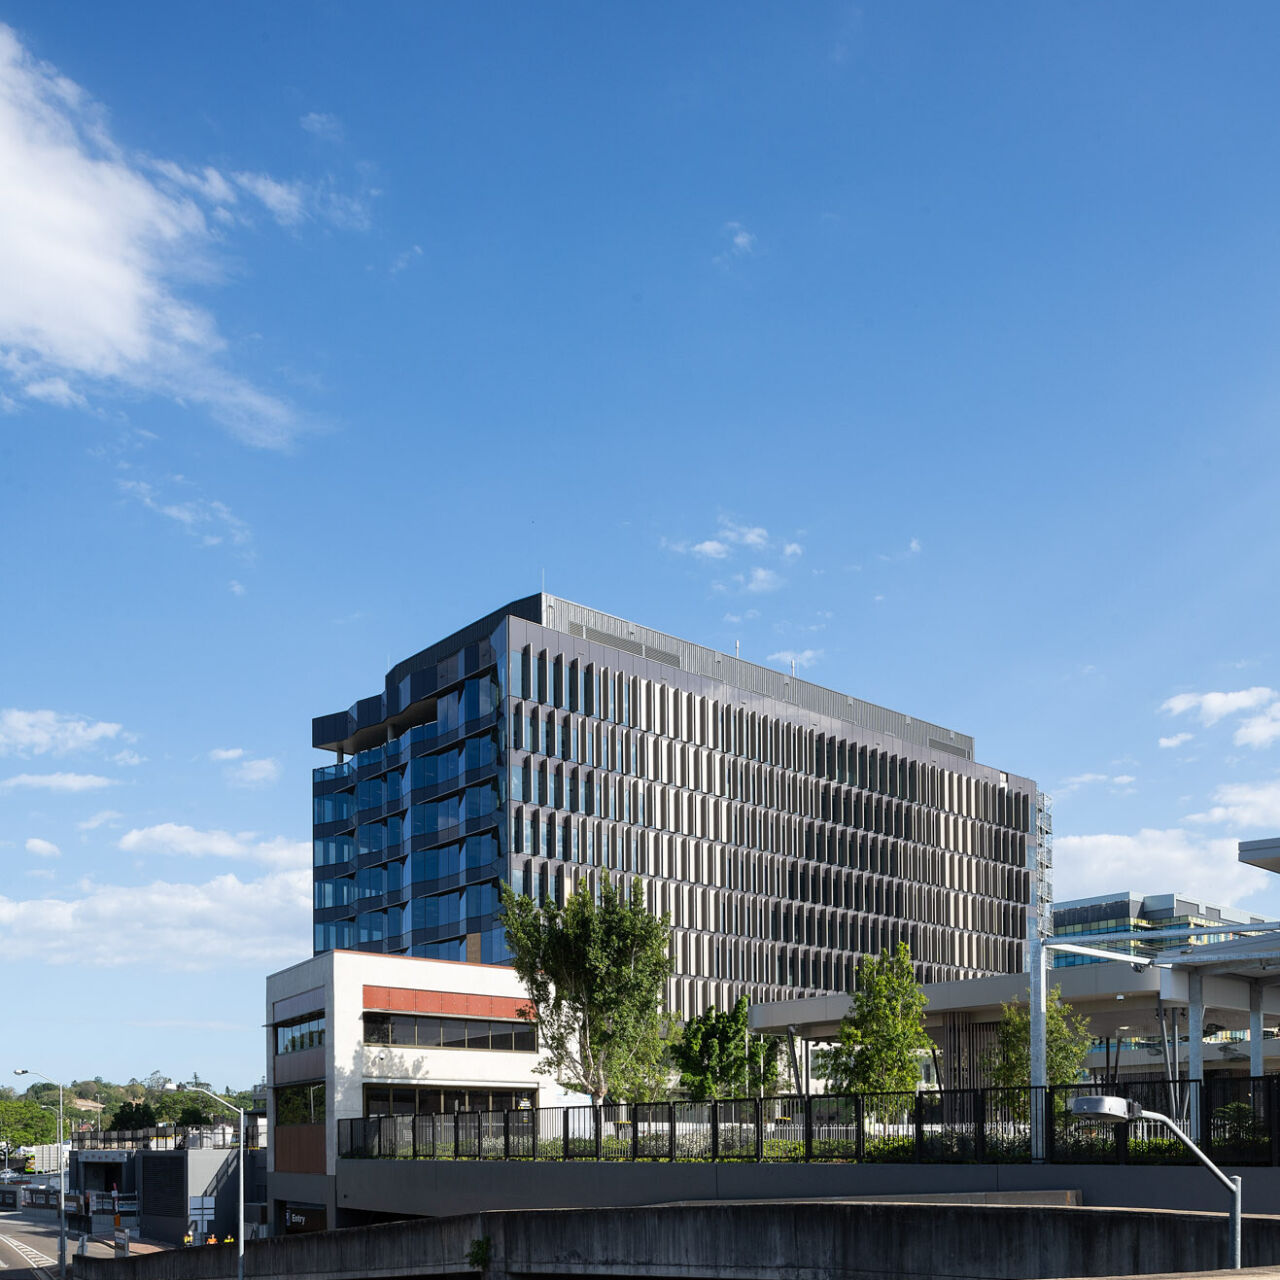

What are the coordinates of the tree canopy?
(670, 997, 781, 1101)
(818, 942, 932, 1095)
(0, 1098, 58, 1147)
(108, 1100, 157, 1131)
(982, 985, 1094, 1088)
(500, 873, 672, 1104)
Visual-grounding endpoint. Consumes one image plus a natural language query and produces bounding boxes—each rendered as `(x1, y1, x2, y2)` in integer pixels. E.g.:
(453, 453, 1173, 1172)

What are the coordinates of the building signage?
(113, 1229, 130, 1258)
(284, 1205, 326, 1234)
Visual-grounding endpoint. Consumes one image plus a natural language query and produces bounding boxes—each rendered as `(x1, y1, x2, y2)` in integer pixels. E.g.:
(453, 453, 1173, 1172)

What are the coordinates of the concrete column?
(1188, 970, 1204, 1141)
(1029, 934, 1047, 1161)
(1250, 980, 1265, 1079)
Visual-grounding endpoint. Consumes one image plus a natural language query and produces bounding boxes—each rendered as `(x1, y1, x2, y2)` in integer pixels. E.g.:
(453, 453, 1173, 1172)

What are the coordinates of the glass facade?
(313, 596, 1036, 1019)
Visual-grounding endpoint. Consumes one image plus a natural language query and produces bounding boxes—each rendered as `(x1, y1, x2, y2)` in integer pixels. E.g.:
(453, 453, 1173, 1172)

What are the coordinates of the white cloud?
(110, 749, 144, 766)
(119, 479, 251, 549)
(25, 837, 60, 858)
(1159, 732, 1193, 749)
(691, 540, 729, 559)
(0, 23, 359, 447)
(783, 543, 803, 558)
(118, 822, 307, 868)
(300, 111, 343, 143)
(1161, 687, 1276, 726)
(1235, 703, 1280, 749)
(232, 171, 306, 227)
(908, 537, 921, 554)
(229, 579, 246, 596)
(23, 375, 86, 407)
(227, 757, 280, 787)
(208, 747, 245, 761)
(390, 245, 423, 274)
(0, 709, 122, 756)
(0, 772, 114, 791)
(715, 221, 756, 264)
(1187, 778, 1280, 829)
(0, 868, 310, 970)
(718, 521, 768, 549)
(1054, 828, 1268, 906)
(767, 649, 822, 670)
(76, 809, 123, 831)
(1111, 775, 1136, 786)
(743, 567, 782, 593)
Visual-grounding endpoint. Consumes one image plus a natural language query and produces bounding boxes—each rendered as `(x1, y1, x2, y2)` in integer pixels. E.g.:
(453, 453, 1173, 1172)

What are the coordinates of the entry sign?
(113, 1228, 130, 1258)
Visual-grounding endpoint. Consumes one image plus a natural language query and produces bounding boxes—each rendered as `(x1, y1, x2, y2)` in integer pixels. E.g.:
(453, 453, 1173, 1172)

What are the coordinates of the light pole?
(166, 1081, 244, 1280)
(1069, 1095, 1242, 1269)
(15, 1069, 65, 1280)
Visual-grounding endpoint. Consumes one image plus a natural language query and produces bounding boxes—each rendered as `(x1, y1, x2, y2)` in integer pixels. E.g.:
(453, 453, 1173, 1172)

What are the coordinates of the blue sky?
(5, 3, 1280, 1090)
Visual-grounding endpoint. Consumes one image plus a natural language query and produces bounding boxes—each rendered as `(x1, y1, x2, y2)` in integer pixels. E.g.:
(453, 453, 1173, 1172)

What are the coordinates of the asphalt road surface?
(0, 1211, 117, 1280)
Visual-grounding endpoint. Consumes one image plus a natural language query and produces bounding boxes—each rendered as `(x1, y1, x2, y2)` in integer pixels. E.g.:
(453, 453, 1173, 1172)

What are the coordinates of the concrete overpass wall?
(70, 1200, 1280, 1280)
(335, 1156, 1280, 1220)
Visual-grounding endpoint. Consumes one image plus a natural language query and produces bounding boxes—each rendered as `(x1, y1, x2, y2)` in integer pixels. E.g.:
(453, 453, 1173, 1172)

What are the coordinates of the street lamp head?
(13, 1069, 29, 1077)
(1068, 1095, 1142, 1124)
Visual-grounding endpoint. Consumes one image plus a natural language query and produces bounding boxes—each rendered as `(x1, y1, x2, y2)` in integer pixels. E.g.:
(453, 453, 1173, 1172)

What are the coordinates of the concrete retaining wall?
(334, 1156, 1280, 1221)
(69, 1199, 1280, 1280)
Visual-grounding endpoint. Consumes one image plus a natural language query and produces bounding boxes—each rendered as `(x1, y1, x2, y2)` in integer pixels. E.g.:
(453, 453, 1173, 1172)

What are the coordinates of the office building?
(1051, 892, 1266, 967)
(265, 950, 576, 1233)
(312, 594, 1042, 1017)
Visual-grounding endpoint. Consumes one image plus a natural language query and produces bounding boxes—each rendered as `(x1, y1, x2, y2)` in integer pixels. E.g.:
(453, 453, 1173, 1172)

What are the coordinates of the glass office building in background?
(312, 594, 1041, 1017)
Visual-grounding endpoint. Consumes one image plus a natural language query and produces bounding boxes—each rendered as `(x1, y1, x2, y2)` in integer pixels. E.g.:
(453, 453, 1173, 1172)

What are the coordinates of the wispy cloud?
(300, 111, 343, 143)
(1, 772, 115, 792)
(118, 823, 306, 868)
(719, 520, 768, 550)
(227, 757, 280, 788)
(25, 837, 60, 858)
(691, 540, 729, 559)
(208, 747, 244, 761)
(783, 543, 803, 558)
(390, 244, 423, 274)
(0, 24, 370, 447)
(77, 810, 123, 831)
(0, 709, 123, 756)
(767, 648, 822, 670)
(741, 567, 782, 593)
(714, 221, 756, 266)
(1161, 687, 1276, 726)
(1159, 732, 1194, 750)
(119, 478, 252, 550)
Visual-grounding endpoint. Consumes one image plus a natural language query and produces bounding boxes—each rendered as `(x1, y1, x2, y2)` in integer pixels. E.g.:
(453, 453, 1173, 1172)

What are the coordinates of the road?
(0, 1211, 117, 1280)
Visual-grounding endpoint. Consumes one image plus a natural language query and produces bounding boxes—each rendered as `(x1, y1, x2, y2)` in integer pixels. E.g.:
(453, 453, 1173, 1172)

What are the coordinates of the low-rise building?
(265, 949, 575, 1234)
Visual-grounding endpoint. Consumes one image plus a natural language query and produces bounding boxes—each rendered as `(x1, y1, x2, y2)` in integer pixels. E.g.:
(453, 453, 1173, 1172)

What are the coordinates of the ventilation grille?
(929, 737, 970, 759)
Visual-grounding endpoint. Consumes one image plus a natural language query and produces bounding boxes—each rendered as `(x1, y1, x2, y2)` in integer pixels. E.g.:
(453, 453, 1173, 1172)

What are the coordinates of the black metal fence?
(71, 1121, 265, 1151)
(336, 1077, 1280, 1166)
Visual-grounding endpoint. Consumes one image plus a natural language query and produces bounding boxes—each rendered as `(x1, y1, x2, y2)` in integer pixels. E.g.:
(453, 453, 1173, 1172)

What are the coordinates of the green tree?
(108, 1101, 157, 1131)
(982, 985, 1093, 1087)
(500, 873, 672, 1104)
(818, 942, 932, 1095)
(0, 1098, 58, 1146)
(670, 997, 781, 1101)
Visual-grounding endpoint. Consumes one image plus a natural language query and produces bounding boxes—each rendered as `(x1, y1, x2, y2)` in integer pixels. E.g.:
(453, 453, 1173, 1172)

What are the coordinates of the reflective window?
(276, 1013, 325, 1055)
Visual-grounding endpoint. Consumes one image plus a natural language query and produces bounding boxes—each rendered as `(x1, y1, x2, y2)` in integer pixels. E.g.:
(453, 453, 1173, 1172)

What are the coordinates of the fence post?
(412, 1115, 419, 1160)
(563, 1108, 571, 1161)
(668, 1102, 676, 1162)
(755, 1097, 763, 1163)
(913, 1093, 925, 1162)
(631, 1106, 640, 1162)
(594, 1105, 603, 1160)
(503, 1109, 510, 1161)
(1043, 1088, 1055, 1164)
(711, 1102, 720, 1163)
(1271, 1078, 1280, 1168)
(855, 1095, 865, 1163)
(531, 1108, 538, 1163)
(974, 1090, 987, 1164)
(804, 1095, 813, 1163)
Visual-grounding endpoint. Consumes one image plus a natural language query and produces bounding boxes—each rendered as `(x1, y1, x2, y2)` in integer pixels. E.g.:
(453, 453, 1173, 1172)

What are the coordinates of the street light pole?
(169, 1082, 244, 1280)
(1070, 1095, 1242, 1269)
(15, 1069, 65, 1280)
